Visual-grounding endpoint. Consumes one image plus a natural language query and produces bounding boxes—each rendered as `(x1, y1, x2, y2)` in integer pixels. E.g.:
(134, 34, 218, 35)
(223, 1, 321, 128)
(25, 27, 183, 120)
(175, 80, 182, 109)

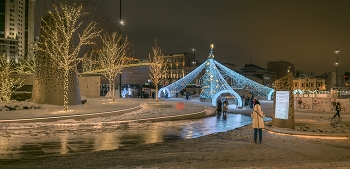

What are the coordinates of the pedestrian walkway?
(0, 97, 349, 137)
(0, 97, 212, 123)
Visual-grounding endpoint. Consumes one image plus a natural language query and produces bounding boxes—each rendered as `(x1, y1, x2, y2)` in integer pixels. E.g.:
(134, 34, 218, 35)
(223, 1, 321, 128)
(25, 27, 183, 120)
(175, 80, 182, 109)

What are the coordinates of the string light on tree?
(97, 32, 130, 102)
(37, 3, 100, 111)
(148, 40, 166, 103)
(0, 55, 24, 102)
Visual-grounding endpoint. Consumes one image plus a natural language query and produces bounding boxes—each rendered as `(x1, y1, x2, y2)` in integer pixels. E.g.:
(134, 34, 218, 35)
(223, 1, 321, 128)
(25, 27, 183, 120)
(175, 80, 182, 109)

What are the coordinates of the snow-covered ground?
(1, 97, 350, 168)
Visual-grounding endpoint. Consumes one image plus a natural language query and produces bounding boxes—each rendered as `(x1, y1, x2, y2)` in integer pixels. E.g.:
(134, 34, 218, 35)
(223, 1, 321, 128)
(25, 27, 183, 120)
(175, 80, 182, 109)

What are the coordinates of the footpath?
(0, 97, 350, 137)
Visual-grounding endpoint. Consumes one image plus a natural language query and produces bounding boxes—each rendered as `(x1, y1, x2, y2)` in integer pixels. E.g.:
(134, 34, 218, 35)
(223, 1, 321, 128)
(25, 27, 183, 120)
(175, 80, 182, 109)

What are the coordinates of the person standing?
(333, 102, 341, 119)
(331, 99, 337, 110)
(241, 94, 245, 107)
(297, 98, 302, 108)
(249, 96, 254, 109)
(216, 97, 222, 113)
(222, 98, 228, 115)
(251, 100, 265, 143)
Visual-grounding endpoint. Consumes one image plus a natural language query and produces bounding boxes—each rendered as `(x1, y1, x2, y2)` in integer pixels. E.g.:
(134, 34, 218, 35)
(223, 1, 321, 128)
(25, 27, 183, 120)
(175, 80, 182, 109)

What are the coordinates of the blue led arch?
(159, 44, 274, 106)
(158, 62, 206, 98)
(214, 60, 274, 100)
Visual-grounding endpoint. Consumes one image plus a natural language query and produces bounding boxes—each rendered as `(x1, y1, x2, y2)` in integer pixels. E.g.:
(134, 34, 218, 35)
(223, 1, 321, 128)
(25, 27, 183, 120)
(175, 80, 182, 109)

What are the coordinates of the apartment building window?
(317, 83, 321, 88)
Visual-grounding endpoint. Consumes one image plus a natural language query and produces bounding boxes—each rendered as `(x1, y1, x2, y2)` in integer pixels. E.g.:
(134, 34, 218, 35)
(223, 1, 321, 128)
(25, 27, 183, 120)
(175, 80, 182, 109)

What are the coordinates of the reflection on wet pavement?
(0, 113, 271, 161)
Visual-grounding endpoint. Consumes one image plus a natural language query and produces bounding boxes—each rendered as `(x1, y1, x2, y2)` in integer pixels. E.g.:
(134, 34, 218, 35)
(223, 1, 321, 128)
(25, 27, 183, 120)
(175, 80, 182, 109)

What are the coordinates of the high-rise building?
(267, 61, 295, 79)
(240, 63, 277, 87)
(0, 0, 35, 63)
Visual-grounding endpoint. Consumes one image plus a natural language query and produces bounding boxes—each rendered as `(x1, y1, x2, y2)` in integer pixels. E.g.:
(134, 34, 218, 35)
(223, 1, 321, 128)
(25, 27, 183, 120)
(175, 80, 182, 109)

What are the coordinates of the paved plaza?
(0, 97, 350, 168)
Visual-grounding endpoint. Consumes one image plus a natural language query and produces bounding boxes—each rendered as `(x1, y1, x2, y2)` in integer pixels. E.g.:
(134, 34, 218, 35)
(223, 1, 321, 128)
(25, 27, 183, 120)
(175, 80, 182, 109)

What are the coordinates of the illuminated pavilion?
(159, 44, 275, 107)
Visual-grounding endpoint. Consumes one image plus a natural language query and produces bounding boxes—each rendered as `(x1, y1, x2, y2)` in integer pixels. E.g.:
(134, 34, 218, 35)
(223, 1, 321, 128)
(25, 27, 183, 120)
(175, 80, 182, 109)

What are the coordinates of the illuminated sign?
(275, 91, 289, 120)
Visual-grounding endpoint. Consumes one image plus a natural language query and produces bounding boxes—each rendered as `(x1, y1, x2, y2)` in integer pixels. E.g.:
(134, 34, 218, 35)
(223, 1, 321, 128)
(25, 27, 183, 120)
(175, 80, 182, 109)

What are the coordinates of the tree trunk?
(111, 79, 115, 102)
(108, 80, 112, 99)
(63, 68, 69, 111)
(155, 84, 158, 103)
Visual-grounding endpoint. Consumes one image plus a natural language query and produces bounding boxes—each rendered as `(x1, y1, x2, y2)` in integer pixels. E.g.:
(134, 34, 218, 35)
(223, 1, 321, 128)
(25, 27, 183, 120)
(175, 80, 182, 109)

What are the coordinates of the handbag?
(254, 110, 263, 118)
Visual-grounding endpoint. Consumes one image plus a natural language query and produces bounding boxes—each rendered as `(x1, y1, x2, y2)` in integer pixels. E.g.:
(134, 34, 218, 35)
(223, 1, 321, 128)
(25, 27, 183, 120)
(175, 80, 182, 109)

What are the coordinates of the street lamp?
(335, 49, 340, 88)
(119, 0, 123, 98)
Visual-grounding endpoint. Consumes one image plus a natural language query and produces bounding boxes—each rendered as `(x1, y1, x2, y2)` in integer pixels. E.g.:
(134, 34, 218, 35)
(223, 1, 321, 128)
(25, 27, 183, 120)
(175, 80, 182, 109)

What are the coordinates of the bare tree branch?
(148, 40, 165, 103)
(37, 2, 101, 111)
(0, 55, 24, 102)
(98, 32, 131, 101)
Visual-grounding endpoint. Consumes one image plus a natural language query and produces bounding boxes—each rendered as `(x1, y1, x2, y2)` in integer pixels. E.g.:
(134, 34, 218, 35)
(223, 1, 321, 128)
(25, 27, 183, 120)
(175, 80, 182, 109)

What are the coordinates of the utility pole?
(335, 48, 340, 98)
(335, 48, 339, 87)
(119, 0, 122, 98)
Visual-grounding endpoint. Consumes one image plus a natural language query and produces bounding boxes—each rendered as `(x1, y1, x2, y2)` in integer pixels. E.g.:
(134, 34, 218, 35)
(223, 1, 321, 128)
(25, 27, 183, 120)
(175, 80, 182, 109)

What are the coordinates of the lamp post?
(335, 49, 340, 88)
(335, 49, 340, 98)
(119, 0, 122, 98)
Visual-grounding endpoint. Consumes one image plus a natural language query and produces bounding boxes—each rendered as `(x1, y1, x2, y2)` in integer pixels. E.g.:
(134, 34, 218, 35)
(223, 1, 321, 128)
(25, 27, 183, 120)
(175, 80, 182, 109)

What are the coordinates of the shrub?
(11, 92, 32, 101)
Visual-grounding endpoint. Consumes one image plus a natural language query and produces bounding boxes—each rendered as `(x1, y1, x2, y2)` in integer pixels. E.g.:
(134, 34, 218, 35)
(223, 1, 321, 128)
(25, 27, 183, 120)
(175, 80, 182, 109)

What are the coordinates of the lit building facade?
(162, 52, 198, 85)
(293, 76, 326, 91)
(0, 0, 35, 62)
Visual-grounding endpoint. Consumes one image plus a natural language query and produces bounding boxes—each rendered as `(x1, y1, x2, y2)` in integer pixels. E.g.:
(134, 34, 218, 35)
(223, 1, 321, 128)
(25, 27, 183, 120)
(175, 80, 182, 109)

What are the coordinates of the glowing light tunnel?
(158, 62, 206, 98)
(159, 44, 275, 106)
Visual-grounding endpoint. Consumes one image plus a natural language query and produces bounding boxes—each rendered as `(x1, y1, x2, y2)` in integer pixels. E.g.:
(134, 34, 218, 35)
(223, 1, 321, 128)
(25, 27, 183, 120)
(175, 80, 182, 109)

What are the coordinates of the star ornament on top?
(208, 43, 215, 58)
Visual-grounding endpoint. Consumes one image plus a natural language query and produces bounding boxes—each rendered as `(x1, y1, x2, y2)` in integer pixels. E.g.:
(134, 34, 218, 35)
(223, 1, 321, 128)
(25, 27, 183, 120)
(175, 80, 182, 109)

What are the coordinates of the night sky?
(106, 0, 350, 75)
(38, 0, 350, 75)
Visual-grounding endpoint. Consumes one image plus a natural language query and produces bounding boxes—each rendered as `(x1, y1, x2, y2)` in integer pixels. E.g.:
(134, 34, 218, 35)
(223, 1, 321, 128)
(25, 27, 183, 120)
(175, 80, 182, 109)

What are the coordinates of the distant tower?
(0, 0, 36, 62)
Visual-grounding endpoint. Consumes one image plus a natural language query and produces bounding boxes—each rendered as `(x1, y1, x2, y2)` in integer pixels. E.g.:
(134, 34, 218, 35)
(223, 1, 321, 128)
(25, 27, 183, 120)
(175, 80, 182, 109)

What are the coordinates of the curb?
(0, 105, 215, 124)
(264, 126, 350, 138)
(0, 106, 141, 123)
(111, 110, 210, 124)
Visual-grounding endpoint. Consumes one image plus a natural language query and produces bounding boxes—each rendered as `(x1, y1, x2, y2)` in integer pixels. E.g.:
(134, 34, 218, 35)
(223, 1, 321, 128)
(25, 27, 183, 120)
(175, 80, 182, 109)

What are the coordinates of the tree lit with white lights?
(148, 40, 165, 103)
(0, 55, 24, 102)
(37, 3, 100, 111)
(98, 32, 130, 101)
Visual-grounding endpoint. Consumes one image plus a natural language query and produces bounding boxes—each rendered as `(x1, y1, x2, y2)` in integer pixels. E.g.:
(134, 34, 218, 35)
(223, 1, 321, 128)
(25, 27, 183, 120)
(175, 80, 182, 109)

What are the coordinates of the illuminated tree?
(16, 57, 36, 75)
(37, 3, 100, 111)
(81, 49, 100, 73)
(98, 32, 130, 101)
(148, 40, 165, 103)
(0, 55, 24, 102)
